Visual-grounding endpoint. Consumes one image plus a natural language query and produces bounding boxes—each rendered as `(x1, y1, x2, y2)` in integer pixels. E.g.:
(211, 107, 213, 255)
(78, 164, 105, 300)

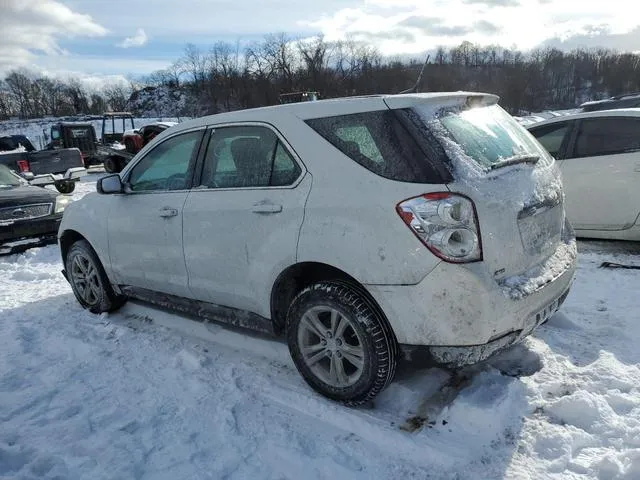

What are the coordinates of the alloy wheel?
(297, 306, 366, 388)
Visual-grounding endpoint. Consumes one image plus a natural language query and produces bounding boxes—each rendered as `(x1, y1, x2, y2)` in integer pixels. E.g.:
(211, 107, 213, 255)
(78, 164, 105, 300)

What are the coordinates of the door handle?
(251, 202, 282, 214)
(159, 207, 178, 218)
(635, 163, 640, 172)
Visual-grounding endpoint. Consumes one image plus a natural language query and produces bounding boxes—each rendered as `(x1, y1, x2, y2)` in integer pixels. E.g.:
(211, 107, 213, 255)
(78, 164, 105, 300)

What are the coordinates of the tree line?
(0, 72, 131, 120)
(3, 35, 640, 120)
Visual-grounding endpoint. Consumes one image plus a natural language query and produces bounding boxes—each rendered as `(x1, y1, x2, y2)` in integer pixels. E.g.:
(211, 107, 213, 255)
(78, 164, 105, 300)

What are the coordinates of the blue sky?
(2, 0, 640, 85)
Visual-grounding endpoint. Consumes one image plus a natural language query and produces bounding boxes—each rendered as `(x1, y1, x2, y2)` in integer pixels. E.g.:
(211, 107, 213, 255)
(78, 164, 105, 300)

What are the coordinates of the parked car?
(0, 135, 87, 194)
(527, 109, 640, 241)
(122, 122, 177, 155)
(58, 92, 577, 405)
(0, 164, 70, 255)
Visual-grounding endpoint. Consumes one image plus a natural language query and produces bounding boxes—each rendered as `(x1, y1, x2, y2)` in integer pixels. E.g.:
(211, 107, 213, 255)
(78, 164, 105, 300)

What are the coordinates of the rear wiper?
(490, 154, 540, 170)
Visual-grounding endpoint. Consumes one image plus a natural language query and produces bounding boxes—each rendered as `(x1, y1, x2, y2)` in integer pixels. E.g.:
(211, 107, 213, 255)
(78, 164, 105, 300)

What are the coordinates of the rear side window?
(573, 117, 640, 158)
(200, 125, 301, 189)
(529, 122, 571, 158)
(305, 110, 444, 183)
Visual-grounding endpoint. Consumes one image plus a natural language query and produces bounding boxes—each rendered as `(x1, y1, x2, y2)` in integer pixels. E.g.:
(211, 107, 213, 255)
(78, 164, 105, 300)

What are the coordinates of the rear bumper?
(366, 236, 577, 366)
(0, 215, 62, 254)
(399, 287, 571, 368)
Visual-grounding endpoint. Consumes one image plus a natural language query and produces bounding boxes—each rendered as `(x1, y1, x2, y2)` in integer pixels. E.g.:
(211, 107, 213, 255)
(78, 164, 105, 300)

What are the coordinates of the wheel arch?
(270, 261, 396, 343)
(59, 229, 116, 288)
(59, 229, 86, 264)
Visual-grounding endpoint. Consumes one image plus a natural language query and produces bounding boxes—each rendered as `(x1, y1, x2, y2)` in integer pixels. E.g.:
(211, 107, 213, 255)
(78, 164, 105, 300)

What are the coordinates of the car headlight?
(55, 195, 71, 214)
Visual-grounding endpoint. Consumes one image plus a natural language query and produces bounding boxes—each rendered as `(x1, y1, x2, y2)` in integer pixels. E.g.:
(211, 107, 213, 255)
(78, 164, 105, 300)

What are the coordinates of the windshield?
(423, 104, 551, 170)
(0, 165, 21, 188)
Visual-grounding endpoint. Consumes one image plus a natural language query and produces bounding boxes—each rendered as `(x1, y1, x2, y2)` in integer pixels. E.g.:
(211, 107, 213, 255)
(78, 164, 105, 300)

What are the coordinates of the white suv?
(59, 93, 577, 406)
(528, 109, 640, 241)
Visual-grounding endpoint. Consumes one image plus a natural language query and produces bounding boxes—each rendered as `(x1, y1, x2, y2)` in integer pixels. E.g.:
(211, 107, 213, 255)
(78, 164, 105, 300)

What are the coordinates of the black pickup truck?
(0, 135, 86, 193)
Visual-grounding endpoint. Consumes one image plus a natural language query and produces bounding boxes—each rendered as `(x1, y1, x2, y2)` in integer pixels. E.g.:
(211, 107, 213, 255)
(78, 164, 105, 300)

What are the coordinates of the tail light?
(396, 192, 482, 263)
(16, 159, 30, 172)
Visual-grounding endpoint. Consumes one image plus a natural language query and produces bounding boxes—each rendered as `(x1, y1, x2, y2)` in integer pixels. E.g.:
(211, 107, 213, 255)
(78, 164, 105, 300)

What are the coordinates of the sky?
(2, 0, 640, 85)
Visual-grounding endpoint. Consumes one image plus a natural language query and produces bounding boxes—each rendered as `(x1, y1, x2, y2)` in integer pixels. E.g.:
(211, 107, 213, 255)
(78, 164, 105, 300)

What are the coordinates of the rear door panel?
(559, 117, 640, 230)
(183, 177, 311, 317)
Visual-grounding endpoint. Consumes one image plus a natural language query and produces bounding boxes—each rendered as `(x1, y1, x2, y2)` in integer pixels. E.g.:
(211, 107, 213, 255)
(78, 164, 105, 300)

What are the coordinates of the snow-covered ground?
(1, 175, 639, 479)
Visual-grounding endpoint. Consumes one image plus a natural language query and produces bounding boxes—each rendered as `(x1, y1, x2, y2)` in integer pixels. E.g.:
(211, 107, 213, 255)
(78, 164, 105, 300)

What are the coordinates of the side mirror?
(97, 174, 124, 194)
(21, 172, 35, 181)
(133, 129, 140, 134)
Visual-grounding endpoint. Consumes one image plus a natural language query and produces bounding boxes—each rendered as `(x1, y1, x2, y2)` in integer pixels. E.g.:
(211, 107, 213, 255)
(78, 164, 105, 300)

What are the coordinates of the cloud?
(117, 28, 148, 48)
(306, 0, 640, 55)
(542, 25, 640, 51)
(463, 0, 520, 6)
(0, 0, 107, 74)
(400, 16, 472, 36)
(354, 29, 417, 43)
(474, 20, 502, 35)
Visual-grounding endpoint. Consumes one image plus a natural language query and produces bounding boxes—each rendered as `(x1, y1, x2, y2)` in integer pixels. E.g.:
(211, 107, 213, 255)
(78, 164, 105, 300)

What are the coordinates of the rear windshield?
(420, 104, 551, 170)
(305, 110, 446, 183)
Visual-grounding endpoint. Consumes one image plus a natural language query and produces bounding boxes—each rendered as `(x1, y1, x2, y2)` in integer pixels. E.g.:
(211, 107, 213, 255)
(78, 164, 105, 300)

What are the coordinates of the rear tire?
(286, 281, 397, 406)
(66, 240, 126, 314)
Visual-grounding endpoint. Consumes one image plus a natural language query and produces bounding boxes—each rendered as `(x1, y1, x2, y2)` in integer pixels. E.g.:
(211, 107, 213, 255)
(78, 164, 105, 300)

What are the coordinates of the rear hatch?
(61, 125, 97, 156)
(387, 95, 566, 281)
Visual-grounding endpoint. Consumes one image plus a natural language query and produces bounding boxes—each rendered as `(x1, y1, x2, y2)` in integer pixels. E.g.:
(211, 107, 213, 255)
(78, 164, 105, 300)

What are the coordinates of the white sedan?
(528, 109, 640, 241)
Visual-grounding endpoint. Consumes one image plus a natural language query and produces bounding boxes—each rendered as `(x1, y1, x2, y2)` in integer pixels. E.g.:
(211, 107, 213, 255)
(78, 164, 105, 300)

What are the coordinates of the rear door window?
(572, 117, 640, 158)
(529, 122, 572, 158)
(200, 125, 301, 188)
(305, 110, 444, 183)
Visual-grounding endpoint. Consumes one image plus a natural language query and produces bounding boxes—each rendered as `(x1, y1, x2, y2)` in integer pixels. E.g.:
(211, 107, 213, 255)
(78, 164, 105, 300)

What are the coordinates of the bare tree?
(103, 83, 130, 112)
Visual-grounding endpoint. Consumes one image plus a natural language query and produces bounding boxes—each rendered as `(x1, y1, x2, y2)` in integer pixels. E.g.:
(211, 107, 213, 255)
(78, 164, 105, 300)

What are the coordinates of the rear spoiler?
(384, 92, 500, 111)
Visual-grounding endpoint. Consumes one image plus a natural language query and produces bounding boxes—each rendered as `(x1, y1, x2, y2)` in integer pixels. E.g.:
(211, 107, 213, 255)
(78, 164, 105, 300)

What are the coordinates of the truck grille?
(0, 203, 53, 222)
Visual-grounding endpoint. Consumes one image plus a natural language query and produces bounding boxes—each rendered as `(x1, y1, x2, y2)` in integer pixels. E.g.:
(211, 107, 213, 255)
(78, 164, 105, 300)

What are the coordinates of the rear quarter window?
(305, 110, 447, 183)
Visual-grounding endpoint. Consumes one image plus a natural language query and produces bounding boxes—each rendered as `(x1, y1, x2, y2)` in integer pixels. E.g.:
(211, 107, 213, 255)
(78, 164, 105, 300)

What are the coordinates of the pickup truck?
(0, 135, 87, 194)
(49, 114, 137, 174)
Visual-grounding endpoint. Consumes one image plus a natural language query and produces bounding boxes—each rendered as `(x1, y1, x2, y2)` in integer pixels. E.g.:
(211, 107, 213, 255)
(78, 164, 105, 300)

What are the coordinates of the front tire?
(286, 281, 397, 406)
(66, 240, 126, 314)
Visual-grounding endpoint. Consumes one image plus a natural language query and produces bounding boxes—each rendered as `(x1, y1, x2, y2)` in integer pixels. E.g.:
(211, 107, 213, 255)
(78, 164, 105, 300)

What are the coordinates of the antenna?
(399, 54, 430, 94)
